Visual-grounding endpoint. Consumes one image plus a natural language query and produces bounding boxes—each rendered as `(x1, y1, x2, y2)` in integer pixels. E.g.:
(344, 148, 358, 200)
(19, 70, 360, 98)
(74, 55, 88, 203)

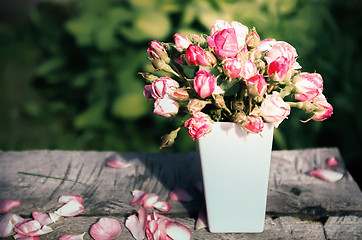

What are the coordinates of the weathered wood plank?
(324, 216, 362, 240)
(0, 148, 361, 218)
(0, 215, 329, 240)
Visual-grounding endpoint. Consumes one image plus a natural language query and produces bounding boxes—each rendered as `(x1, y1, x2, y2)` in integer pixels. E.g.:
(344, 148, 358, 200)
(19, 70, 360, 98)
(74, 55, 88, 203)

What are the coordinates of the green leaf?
(181, 65, 199, 79)
(219, 78, 241, 96)
(112, 93, 150, 120)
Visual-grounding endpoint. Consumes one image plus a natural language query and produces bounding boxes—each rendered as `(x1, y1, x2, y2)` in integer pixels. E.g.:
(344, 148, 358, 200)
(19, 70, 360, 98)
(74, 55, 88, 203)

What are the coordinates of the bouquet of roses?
(140, 20, 333, 148)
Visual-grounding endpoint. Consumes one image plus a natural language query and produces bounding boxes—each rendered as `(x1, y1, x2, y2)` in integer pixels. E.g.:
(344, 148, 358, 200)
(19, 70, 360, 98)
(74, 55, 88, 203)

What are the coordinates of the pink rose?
(312, 94, 333, 121)
(239, 60, 258, 80)
(143, 85, 154, 101)
(207, 28, 239, 59)
(293, 73, 323, 102)
(209, 20, 249, 50)
(223, 59, 242, 78)
(267, 56, 290, 81)
(194, 70, 216, 98)
(184, 112, 212, 140)
(154, 98, 179, 117)
(265, 41, 301, 70)
(246, 74, 267, 97)
(148, 76, 179, 100)
(255, 38, 276, 52)
(185, 45, 216, 66)
(174, 33, 192, 52)
(260, 91, 291, 127)
(244, 116, 264, 133)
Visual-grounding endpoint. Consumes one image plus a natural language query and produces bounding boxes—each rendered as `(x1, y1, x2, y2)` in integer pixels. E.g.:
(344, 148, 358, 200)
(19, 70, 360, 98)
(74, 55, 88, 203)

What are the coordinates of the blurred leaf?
(36, 57, 64, 76)
(74, 100, 107, 129)
(112, 93, 149, 119)
(120, 9, 171, 41)
(95, 24, 119, 51)
(65, 14, 99, 46)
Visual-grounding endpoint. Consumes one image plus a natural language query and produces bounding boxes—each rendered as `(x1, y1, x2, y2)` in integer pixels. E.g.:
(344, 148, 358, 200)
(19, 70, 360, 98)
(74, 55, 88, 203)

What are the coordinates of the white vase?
(198, 122, 274, 233)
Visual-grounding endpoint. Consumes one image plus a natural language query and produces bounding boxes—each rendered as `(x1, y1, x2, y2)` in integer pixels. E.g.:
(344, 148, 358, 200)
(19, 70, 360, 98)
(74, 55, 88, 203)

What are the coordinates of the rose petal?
(0, 199, 21, 214)
(14, 220, 41, 236)
(31, 212, 53, 226)
(58, 195, 83, 204)
(327, 156, 339, 167)
(125, 208, 147, 240)
(142, 193, 159, 209)
(48, 212, 61, 223)
(309, 169, 344, 183)
(169, 188, 193, 202)
(165, 221, 191, 240)
(0, 213, 26, 237)
(13, 235, 40, 240)
(195, 206, 208, 230)
(90, 217, 122, 240)
(15, 220, 53, 236)
(106, 160, 132, 169)
(131, 190, 148, 206)
(58, 232, 85, 240)
(55, 200, 84, 217)
(153, 201, 171, 212)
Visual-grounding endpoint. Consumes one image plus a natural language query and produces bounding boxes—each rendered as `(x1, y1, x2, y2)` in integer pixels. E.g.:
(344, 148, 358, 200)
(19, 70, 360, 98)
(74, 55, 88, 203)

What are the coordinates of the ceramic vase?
(198, 122, 274, 233)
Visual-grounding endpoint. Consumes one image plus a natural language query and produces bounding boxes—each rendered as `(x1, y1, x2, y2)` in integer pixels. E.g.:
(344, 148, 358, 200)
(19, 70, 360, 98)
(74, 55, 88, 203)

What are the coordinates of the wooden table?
(0, 147, 361, 239)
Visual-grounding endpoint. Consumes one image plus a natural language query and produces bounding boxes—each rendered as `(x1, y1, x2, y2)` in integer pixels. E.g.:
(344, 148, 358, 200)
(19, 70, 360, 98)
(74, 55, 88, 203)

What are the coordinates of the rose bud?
(312, 94, 333, 121)
(260, 91, 291, 127)
(138, 72, 159, 83)
(244, 116, 264, 133)
(223, 59, 242, 78)
(160, 127, 181, 149)
(246, 74, 267, 99)
(239, 60, 258, 80)
(150, 76, 179, 99)
(187, 99, 211, 114)
(267, 56, 290, 81)
(207, 28, 239, 59)
(245, 27, 260, 49)
(185, 45, 216, 66)
(174, 33, 192, 52)
(194, 70, 216, 98)
(213, 94, 232, 115)
(153, 98, 180, 117)
(148, 40, 170, 63)
(293, 73, 323, 102)
(172, 88, 189, 101)
(184, 112, 212, 140)
(232, 111, 248, 126)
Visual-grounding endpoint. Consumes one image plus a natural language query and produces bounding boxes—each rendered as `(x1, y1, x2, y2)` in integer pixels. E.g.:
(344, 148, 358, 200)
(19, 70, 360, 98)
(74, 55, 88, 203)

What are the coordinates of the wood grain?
(0, 148, 361, 239)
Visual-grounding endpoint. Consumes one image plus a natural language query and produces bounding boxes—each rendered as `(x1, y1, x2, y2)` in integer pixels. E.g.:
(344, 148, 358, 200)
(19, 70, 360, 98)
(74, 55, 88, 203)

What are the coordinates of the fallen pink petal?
(58, 232, 85, 240)
(31, 212, 53, 226)
(169, 188, 193, 202)
(13, 235, 40, 240)
(90, 217, 122, 240)
(125, 208, 147, 240)
(58, 195, 83, 204)
(195, 206, 208, 230)
(0, 213, 26, 238)
(131, 190, 148, 206)
(327, 156, 339, 167)
(14, 220, 53, 236)
(48, 212, 62, 223)
(310, 168, 344, 183)
(106, 159, 132, 169)
(142, 193, 159, 209)
(153, 201, 171, 212)
(165, 221, 191, 240)
(55, 199, 84, 217)
(0, 199, 21, 214)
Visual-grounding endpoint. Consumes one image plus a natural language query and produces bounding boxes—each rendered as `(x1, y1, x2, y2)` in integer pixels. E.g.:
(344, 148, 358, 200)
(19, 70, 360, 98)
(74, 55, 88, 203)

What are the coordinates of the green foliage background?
(0, 0, 361, 183)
